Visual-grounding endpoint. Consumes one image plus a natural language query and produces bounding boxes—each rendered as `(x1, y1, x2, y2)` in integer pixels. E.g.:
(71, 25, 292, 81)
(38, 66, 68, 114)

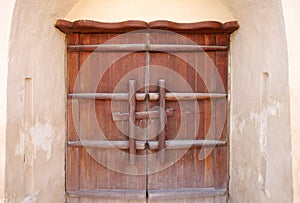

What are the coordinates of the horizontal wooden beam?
(112, 108, 174, 121)
(148, 140, 227, 150)
(164, 92, 226, 100)
(149, 44, 227, 52)
(67, 189, 146, 200)
(55, 19, 239, 34)
(67, 140, 146, 150)
(148, 188, 226, 200)
(68, 44, 146, 52)
(68, 92, 227, 101)
(67, 44, 227, 52)
(67, 139, 226, 150)
(68, 93, 129, 100)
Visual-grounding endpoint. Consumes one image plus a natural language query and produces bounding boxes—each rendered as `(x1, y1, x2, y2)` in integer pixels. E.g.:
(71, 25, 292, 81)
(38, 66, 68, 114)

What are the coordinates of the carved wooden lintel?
(55, 19, 239, 34)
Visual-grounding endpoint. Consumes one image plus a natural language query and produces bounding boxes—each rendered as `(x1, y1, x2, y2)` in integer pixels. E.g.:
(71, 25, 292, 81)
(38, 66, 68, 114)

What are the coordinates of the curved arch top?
(55, 19, 239, 34)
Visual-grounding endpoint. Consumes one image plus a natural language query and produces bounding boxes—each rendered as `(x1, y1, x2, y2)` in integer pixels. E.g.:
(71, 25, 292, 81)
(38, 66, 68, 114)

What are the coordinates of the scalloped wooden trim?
(55, 19, 148, 34)
(149, 20, 238, 34)
(55, 19, 239, 34)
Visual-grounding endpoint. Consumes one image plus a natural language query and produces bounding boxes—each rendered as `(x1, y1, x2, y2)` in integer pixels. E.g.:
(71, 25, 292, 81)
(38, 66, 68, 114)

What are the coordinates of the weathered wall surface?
(4, 0, 78, 202)
(282, 0, 300, 202)
(0, 0, 15, 201)
(218, 0, 293, 202)
(65, 0, 234, 23)
(1, 0, 298, 202)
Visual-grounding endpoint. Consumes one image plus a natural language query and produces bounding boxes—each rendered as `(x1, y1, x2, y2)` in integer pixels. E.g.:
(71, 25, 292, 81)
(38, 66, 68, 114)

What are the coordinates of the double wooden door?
(59, 20, 238, 203)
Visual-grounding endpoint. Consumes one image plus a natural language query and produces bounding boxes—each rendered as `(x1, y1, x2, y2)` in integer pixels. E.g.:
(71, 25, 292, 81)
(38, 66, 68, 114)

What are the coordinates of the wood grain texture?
(63, 21, 234, 203)
(66, 33, 80, 203)
(68, 92, 226, 101)
(148, 188, 226, 200)
(112, 108, 174, 121)
(66, 32, 147, 203)
(204, 34, 216, 192)
(158, 79, 166, 163)
(67, 189, 146, 200)
(129, 80, 137, 165)
(56, 19, 239, 34)
(56, 19, 148, 34)
(67, 44, 228, 52)
(149, 20, 239, 34)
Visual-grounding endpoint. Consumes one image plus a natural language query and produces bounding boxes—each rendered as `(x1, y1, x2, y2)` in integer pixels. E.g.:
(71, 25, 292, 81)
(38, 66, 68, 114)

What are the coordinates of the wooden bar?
(68, 44, 146, 52)
(148, 140, 227, 150)
(67, 140, 146, 150)
(147, 188, 226, 200)
(112, 108, 173, 121)
(68, 92, 227, 101)
(148, 44, 227, 52)
(68, 93, 128, 100)
(67, 43, 227, 52)
(129, 80, 136, 165)
(158, 79, 166, 163)
(165, 92, 226, 100)
(67, 139, 226, 150)
(67, 189, 146, 200)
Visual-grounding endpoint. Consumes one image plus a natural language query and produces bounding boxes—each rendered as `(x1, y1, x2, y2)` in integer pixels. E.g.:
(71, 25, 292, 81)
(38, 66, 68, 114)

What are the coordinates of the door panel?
(67, 33, 147, 203)
(147, 33, 228, 202)
(65, 25, 231, 203)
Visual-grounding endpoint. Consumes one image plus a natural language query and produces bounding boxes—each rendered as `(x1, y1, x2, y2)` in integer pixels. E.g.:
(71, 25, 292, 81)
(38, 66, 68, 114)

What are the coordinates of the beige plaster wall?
(282, 0, 300, 202)
(218, 0, 293, 202)
(4, 0, 79, 202)
(0, 0, 15, 201)
(65, 0, 234, 23)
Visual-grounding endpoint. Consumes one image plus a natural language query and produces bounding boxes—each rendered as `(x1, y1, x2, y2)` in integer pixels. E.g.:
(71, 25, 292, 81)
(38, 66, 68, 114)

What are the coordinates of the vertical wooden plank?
(204, 34, 216, 203)
(194, 33, 206, 189)
(184, 33, 198, 190)
(215, 34, 229, 198)
(134, 51, 147, 193)
(129, 80, 137, 165)
(107, 33, 122, 193)
(94, 34, 110, 196)
(175, 34, 188, 197)
(165, 54, 180, 193)
(158, 79, 166, 163)
(66, 33, 80, 203)
(215, 34, 229, 93)
(77, 34, 90, 190)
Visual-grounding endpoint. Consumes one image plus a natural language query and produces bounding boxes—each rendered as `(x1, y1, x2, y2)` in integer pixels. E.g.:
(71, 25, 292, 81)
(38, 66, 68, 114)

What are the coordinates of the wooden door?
(56, 19, 238, 203)
(146, 31, 229, 203)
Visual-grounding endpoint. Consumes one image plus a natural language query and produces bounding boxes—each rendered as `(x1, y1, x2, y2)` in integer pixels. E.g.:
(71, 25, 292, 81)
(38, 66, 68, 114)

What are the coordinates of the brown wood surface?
(56, 19, 239, 34)
(68, 189, 146, 200)
(68, 92, 226, 100)
(67, 44, 228, 52)
(215, 34, 229, 192)
(63, 20, 235, 202)
(67, 32, 147, 203)
(158, 79, 166, 163)
(148, 188, 226, 200)
(129, 80, 137, 165)
(66, 33, 80, 203)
